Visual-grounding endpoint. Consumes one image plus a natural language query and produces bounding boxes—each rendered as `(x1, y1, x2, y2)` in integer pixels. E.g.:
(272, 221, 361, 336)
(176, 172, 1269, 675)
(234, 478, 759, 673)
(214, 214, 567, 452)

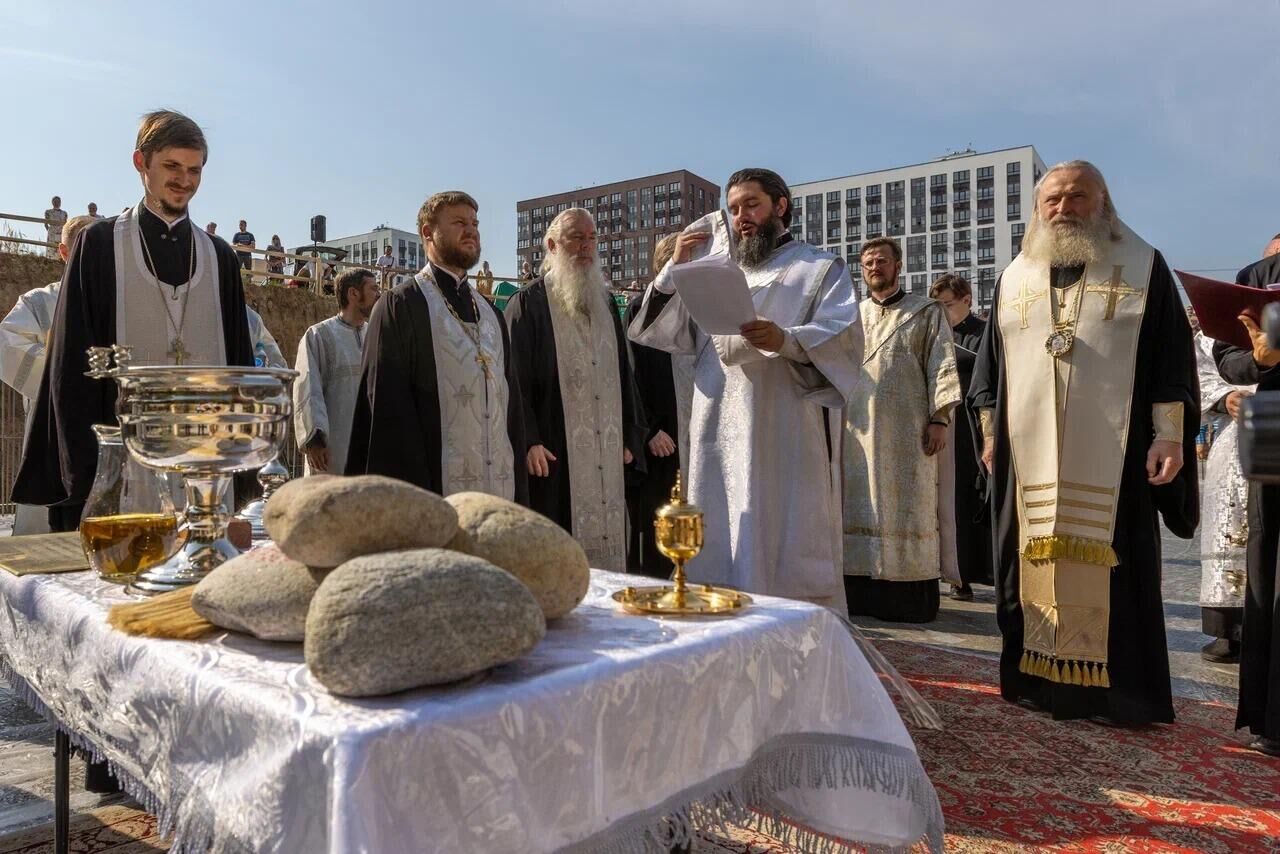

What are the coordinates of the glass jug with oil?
(80, 425, 183, 584)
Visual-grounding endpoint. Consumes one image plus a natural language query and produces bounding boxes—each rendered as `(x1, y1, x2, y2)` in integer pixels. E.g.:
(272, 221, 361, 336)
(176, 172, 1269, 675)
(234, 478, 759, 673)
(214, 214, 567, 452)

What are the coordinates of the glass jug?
(79, 424, 183, 584)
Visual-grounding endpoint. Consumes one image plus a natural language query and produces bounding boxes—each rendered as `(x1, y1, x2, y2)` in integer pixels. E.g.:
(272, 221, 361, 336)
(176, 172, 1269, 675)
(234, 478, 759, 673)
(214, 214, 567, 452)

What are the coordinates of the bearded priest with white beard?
(968, 160, 1197, 725)
(629, 168, 863, 610)
(504, 208, 646, 571)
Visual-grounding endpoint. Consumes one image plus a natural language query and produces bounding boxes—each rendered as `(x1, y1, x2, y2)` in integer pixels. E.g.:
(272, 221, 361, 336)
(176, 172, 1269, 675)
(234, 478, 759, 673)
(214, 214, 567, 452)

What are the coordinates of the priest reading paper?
(346, 192, 527, 505)
(294, 268, 379, 475)
(968, 161, 1198, 725)
(13, 110, 254, 532)
(629, 168, 863, 609)
(505, 208, 646, 571)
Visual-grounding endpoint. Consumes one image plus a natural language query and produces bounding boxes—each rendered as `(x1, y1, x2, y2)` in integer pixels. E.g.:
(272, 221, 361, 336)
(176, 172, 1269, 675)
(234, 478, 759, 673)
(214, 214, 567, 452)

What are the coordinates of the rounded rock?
(191, 544, 323, 641)
(304, 548, 546, 697)
(445, 492, 589, 620)
(264, 475, 458, 568)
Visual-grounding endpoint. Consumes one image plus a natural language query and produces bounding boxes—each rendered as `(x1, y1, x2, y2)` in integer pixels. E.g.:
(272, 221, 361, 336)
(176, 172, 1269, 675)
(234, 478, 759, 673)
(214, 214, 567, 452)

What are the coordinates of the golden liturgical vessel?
(613, 471, 751, 615)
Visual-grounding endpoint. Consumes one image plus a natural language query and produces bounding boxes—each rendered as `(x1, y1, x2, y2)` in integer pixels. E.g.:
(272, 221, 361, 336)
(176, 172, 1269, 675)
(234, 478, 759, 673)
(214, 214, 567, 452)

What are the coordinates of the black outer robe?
(12, 213, 254, 531)
(1213, 252, 1280, 740)
(344, 275, 529, 507)
(504, 280, 646, 539)
(623, 294, 679, 578)
(952, 313, 994, 587)
(967, 252, 1198, 724)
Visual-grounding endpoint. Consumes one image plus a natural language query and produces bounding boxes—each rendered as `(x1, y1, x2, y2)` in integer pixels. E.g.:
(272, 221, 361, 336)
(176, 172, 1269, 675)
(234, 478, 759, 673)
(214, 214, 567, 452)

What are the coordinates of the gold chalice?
(612, 471, 751, 615)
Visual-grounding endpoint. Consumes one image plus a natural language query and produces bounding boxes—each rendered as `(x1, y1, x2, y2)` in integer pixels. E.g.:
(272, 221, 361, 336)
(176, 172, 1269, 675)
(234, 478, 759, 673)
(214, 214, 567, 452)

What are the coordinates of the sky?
(2, 0, 1277, 279)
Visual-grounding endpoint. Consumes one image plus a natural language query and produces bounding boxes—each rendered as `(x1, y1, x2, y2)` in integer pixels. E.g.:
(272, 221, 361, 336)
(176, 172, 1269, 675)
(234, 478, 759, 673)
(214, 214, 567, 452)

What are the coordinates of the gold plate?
(612, 583, 752, 616)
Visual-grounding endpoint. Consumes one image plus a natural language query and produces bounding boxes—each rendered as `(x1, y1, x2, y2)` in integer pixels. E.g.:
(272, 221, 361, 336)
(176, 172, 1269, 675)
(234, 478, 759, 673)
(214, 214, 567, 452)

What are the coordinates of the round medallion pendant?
(1045, 330, 1074, 358)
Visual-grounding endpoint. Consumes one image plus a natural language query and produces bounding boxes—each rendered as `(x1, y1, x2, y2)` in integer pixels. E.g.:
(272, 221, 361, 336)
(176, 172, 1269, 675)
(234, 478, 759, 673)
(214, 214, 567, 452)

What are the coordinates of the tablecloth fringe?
(0, 655, 227, 854)
(562, 734, 944, 854)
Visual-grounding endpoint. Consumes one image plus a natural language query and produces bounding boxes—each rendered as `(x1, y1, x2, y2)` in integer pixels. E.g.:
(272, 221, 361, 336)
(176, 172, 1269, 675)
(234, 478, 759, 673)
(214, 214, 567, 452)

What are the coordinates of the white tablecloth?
(0, 567, 942, 853)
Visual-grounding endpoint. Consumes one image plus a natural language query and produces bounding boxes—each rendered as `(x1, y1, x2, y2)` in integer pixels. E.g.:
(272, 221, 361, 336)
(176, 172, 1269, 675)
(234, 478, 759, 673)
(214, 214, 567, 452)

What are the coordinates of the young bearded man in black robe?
(623, 235, 684, 578)
(346, 191, 527, 506)
(505, 208, 646, 572)
(1211, 246, 1280, 756)
(929, 274, 992, 599)
(14, 109, 253, 533)
(969, 161, 1197, 727)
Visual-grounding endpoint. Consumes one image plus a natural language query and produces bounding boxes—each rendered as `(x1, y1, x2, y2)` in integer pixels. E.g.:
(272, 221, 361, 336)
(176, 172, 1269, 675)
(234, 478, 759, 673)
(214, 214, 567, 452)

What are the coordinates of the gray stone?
(445, 492, 589, 620)
(305, 548, 545, 697)
(191, 544, 325, 642)
(264, 475, 458, 568)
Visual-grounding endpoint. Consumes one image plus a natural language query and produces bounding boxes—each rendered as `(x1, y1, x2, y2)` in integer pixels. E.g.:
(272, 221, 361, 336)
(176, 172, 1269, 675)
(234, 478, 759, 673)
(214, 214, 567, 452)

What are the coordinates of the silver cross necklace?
(137, 212, 196, 365)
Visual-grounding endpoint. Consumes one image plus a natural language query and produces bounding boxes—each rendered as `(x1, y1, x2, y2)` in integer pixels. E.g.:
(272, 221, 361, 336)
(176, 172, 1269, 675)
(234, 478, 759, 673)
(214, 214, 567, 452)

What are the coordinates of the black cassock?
(13, 210, 253, 532)
(951, 313, 993, 588)
(345, 267, 528, 506)
(504, 281, 646, 538)
(968, 253, 1198, 724)
(1214, 252, 1280, 742)
(623, 294, 680, 579)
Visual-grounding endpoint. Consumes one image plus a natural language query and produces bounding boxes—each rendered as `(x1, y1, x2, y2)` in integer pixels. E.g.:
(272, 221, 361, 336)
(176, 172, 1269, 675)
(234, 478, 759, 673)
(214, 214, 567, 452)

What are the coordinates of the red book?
(1178, 270, 1280, 351)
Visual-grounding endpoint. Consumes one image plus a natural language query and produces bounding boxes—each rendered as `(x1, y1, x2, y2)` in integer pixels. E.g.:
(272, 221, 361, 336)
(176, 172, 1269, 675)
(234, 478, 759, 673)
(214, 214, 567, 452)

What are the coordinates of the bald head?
(1264, 233, 1280, 259)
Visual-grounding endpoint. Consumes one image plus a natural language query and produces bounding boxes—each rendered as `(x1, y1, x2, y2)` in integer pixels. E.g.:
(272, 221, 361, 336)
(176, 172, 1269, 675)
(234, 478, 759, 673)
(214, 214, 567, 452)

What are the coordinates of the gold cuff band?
(978, 408, 996, 441)
(1152, 402, 1184, 444)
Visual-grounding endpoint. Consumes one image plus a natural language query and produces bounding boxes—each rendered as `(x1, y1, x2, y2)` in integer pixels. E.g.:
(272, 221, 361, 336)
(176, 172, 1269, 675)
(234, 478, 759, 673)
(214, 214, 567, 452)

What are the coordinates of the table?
(0, 567, 943, 853)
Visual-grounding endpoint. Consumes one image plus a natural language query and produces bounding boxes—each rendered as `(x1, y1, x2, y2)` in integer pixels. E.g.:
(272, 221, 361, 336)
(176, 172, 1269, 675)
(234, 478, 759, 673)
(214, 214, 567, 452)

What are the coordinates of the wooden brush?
(107, 586, 217, 640)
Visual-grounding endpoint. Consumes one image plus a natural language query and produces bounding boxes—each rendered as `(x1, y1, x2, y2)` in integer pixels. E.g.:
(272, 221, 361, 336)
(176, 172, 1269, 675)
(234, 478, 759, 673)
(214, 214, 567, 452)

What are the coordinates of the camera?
(1238, 303, 1280, 482)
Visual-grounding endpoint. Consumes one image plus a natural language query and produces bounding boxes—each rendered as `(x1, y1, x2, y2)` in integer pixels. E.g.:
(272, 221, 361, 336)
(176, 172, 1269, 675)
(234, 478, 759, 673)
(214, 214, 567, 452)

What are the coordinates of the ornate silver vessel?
(87, 345, 297, 594)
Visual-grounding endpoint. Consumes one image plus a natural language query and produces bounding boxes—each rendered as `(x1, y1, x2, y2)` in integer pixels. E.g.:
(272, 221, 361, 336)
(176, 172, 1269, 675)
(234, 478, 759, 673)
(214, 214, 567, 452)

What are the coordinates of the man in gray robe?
(294, 267, 379, 475)
(629, 168, 863, 608)
(843, 238, 961, 623)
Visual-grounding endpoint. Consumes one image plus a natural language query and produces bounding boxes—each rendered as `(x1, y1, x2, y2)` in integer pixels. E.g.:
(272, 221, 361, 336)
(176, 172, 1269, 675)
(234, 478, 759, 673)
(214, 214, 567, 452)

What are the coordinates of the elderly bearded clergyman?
(504, 209, 646, 571)
(968, 160, 1198, 726)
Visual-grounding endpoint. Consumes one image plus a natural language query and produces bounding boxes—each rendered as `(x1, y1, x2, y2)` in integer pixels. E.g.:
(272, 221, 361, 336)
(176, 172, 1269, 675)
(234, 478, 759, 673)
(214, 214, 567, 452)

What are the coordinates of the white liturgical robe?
(294, 315, 364, 476)
(629, 215, 863, 607)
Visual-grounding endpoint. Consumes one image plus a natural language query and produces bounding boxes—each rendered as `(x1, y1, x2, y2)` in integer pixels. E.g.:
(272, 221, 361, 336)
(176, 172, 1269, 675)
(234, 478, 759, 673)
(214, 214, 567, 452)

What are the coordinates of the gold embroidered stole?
(997, 220, 1154, 686)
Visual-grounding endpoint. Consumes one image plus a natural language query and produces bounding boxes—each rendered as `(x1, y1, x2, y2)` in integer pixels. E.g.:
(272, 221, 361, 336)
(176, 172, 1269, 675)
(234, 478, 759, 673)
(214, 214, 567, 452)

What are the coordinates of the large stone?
(191, 544, 325, 642)
(264, 475, 458, 568)
(305, 549, 545, 697)
(445, 492, 589, 620)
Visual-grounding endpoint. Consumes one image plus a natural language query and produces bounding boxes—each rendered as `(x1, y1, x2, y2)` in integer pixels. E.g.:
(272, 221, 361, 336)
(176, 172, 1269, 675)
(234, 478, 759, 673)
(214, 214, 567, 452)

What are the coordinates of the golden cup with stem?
(613, 470, 751, 615)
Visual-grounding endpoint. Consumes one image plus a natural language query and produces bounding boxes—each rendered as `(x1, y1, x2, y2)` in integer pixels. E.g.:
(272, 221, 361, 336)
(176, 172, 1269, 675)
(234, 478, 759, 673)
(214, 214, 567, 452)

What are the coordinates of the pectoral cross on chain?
(168, 337, 188, 365)
(1085, 265, 1142, 321)
(1008, 279, 1046, 329)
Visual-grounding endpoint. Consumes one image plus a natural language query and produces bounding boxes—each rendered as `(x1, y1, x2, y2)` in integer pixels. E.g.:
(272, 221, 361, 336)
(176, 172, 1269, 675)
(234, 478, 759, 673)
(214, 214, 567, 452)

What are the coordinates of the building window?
(977, 206, 994, 223)
(827, 191, 840, 203)
(846, 188, 860, 201)
(953, 170, 970, 182)
(1007, 161, 1021, 175)
(1007, 202, 1021, 220)
(977, 166, 994, 179)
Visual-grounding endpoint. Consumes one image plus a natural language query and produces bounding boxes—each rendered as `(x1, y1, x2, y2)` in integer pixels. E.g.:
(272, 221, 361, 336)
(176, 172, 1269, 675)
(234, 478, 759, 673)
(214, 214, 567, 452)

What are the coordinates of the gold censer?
(613, 471, 751, 615)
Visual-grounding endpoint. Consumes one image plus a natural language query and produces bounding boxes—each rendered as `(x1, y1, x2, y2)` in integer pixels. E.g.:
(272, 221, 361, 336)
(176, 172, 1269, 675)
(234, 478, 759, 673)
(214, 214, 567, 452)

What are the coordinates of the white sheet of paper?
(669, 254, 756, 334)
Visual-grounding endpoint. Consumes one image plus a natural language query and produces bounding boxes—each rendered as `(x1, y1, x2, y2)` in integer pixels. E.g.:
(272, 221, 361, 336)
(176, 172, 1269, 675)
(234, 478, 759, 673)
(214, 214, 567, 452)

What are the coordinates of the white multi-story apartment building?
(328, 225, 425, 271)
(789, 145, 1046, 311)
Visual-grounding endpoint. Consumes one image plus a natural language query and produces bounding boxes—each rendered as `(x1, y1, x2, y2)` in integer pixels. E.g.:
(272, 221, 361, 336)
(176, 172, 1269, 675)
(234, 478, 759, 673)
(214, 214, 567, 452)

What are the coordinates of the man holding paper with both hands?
(628, 167, 863, 610)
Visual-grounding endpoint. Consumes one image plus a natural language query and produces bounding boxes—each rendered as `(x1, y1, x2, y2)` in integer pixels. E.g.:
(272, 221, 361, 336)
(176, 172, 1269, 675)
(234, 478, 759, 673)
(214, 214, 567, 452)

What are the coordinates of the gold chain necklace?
(1045, 273, 1086, 358)
(137, 213, 197, 365)
(429, 271, 492, 379)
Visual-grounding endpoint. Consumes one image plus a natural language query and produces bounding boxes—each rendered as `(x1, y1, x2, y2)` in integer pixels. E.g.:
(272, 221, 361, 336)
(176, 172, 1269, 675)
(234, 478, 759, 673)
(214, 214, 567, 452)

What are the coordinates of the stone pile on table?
(188, 475, 591, 697)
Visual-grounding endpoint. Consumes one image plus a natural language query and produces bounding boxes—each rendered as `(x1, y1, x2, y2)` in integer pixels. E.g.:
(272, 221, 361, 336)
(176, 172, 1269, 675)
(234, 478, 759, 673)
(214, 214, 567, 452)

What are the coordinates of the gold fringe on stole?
(1022, 534, 1119, 567)
(1019, 651, 1109, 688)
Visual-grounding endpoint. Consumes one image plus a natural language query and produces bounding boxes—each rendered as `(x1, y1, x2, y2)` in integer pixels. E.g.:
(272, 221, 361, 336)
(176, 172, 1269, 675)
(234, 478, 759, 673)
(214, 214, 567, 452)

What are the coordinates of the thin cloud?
(0, 46, 123, 76)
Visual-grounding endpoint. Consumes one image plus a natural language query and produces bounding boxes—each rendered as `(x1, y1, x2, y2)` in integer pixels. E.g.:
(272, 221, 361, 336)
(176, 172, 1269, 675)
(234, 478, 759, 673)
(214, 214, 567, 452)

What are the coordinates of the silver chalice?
(87, 345, 297, 594)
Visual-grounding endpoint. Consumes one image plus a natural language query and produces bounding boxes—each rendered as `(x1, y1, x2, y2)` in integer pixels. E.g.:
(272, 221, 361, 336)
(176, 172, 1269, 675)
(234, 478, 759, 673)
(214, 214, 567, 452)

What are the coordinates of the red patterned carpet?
(877, 640, 1280, 853)
(4, 641, 1277, 853)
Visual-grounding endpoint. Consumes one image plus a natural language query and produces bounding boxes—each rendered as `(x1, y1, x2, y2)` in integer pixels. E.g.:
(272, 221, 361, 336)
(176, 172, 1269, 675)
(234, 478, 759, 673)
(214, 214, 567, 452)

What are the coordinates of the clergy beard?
(737, 217, 784, 269)
(434, 235, 481, 271)
(547, 254, 606, 318)
(148, 194, 187, 220)
(1021, 213, 1114, 267)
